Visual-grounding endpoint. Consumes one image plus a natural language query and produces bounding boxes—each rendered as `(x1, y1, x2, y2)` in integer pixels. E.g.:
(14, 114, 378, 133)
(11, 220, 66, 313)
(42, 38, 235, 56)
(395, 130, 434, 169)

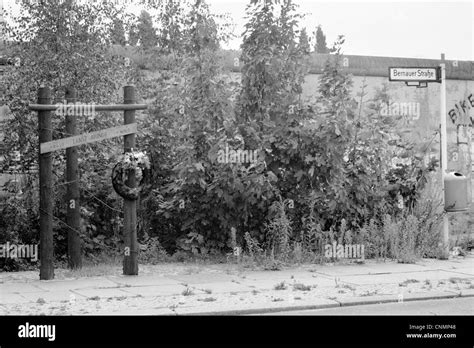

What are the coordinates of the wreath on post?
(112, 150, 151, 200)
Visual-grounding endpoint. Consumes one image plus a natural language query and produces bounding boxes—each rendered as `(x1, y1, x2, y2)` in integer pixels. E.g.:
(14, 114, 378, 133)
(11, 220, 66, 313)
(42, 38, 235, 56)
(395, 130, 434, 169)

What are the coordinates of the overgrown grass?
(198, 297, 216, 302)
(181, 287, 194, 296)
(273, 281, 287, 290)
(399, 279, 419, 287)
(293, 283, 312, 291)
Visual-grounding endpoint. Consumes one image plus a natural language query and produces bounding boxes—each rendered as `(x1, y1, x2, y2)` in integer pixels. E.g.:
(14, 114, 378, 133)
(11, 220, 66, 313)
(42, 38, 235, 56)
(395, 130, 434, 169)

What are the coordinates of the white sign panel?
(389, 67, 440, 82)
(40, 123, 137, 154)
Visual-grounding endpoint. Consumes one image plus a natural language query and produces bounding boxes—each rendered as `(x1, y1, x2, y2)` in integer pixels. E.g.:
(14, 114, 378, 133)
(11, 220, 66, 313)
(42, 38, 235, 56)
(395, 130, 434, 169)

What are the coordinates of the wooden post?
(38, 87, 54, 280)
(123, 85, 138, 275)
(65, 87, 82, 269)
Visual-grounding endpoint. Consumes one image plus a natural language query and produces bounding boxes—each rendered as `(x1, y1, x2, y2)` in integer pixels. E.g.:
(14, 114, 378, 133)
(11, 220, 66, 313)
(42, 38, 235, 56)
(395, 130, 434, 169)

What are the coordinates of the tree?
(315, 25, 329, 53)
(318, 36, 353, 115)
(110, 18, 126, 45)
(1, 0, 134, 269)
(136, 10, 157, 49)
(156, 0, 186, 54)
(238, 0, 305, 124)
(128, 23, 139, 46)
(298, 27, 311, 55)
(138, 0, 242, 251)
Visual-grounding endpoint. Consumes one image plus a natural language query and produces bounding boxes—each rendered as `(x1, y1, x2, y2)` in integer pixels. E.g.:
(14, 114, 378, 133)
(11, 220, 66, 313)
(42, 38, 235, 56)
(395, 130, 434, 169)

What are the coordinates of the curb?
(177, 291, 474, 315)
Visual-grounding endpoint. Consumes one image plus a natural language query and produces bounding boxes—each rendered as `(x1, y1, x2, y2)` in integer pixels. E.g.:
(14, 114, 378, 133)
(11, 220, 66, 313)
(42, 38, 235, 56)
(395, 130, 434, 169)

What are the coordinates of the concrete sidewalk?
(1, 256, 473, 315)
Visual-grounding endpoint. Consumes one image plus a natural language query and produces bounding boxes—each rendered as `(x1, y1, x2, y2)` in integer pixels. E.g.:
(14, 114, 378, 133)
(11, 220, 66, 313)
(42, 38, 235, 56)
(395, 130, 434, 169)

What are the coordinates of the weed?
(399, 279, 419, 287)
(62, 257, 121, 278)
(138, 236, 169, 264)
(448, 277, 469, 284)
(244, 232, 264, 258)
(274, 281, 287, 290)
(336, 283, 355, 291)
(360, 289, 378, 297)
(293, 283, 312, 291)
(263, 257, 283, 271)
(198, 297, 216, 302)
(182, 287, 194, 296)
(265, 196, 292, 260)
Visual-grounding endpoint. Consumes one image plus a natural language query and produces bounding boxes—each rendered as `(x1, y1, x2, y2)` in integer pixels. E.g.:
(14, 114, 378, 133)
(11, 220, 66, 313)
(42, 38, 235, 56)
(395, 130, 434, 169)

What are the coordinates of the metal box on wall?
(444, 172, 469, 212)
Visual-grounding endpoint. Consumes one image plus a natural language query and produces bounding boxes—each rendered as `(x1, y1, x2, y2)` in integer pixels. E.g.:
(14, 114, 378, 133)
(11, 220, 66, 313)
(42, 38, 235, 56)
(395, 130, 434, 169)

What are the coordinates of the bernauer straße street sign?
(389, 67, 441, 82)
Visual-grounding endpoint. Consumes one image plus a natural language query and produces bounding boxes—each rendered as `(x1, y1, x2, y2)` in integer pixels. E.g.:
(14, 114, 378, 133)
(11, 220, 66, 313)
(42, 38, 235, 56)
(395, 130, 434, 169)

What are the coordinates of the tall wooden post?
(123, 85, 138, 275)
(65, 87, 82, 269)
(38, 87, 54, 280)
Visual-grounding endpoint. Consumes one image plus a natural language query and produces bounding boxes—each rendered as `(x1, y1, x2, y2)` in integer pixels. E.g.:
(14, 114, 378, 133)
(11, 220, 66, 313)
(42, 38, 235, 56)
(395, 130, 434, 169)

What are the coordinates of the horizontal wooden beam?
(40, 123, 137, 153)
(29, 104, 148, 111)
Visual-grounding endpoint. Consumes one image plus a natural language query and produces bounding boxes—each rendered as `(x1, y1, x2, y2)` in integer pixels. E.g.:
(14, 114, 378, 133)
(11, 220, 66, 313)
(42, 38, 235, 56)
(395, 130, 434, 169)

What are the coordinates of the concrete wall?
(302, 73, 473, 202)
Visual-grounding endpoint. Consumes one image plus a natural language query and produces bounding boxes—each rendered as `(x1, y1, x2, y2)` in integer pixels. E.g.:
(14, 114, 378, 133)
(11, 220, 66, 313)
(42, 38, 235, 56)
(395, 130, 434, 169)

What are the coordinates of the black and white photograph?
(0, 0, 473, 346)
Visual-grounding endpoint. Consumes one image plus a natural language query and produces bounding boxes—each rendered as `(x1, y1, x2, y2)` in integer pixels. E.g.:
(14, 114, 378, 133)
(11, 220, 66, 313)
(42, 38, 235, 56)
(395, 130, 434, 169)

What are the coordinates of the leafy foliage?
(110, 18, 127, 46)
(1, 0, 133, 267)
(134, 10, 157, 49)
(298, 28, 311, 55)
(315, 25, 329, 54)
(1, 0, 445, 271)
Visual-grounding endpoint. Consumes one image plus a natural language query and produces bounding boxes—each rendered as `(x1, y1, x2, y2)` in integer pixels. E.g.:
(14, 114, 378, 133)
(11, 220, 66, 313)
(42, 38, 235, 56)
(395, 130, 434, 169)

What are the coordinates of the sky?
(206, 0, 474, 61)
(1, 0, 473, 61)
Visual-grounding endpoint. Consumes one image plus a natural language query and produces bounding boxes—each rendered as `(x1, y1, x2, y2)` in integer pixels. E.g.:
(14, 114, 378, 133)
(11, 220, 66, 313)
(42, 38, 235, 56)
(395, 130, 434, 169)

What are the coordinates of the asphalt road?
(263, 297, 474, 315)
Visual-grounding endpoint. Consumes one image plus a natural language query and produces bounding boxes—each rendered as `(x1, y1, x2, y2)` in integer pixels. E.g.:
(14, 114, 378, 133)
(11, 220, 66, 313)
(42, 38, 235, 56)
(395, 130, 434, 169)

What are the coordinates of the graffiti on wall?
(448, 93, 474, 127)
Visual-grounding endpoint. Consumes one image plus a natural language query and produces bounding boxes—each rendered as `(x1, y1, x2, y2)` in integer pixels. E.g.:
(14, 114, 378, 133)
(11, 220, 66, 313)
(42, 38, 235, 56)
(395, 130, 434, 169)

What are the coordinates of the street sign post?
(40, 123, 137, 154)
(388, 62, 449, 257)
(439, 63, 449, 256)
